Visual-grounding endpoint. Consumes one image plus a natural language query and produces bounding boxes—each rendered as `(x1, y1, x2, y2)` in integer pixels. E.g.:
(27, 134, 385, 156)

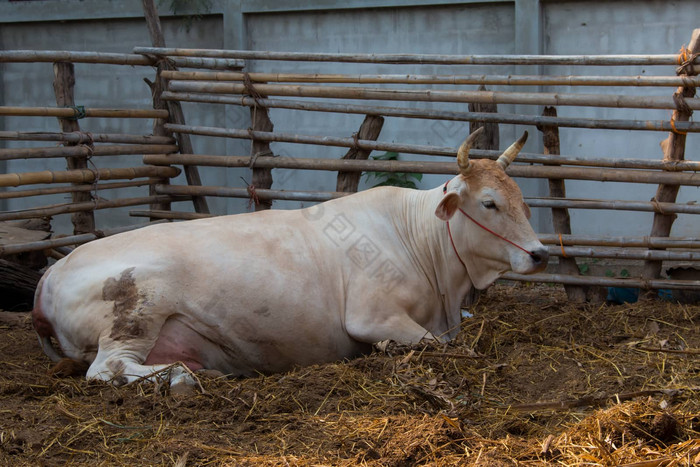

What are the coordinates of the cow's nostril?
(530, 248, 549, 265)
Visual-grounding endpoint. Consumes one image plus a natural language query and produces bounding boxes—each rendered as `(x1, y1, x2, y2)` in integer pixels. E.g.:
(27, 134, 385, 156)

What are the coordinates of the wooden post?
(141, 0, 210, 215)
(468, 85, 499, 150)
(466, 87, 500, 304)
(537, 106, 587, 302)
(248, 97, 275, 211)
(642, 28, 700, 289)
(53, 62, 95, 235)
(336, 115, 384, 192)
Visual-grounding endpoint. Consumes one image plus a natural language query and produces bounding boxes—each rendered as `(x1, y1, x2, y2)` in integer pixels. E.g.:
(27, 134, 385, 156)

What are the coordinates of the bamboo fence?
(1, 35, 698, 296)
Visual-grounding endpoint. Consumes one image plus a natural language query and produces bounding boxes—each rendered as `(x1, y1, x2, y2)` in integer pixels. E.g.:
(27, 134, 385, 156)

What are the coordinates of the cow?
(32, 128, 548, 391)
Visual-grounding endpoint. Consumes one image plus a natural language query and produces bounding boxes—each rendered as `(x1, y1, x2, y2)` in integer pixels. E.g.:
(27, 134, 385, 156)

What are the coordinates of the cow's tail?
(32, 272, 63, 363)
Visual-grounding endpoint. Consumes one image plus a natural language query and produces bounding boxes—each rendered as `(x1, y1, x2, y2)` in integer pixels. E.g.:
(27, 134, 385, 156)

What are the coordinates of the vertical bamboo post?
(537, 106, 587, 302)
(142, 0, 210, 215)
(53, 62, 95, 235)
(336, 115, 384, 192)
(642, 28, 700, 288)
(248, 92, 275, 211)
(142, 8, 171, 216)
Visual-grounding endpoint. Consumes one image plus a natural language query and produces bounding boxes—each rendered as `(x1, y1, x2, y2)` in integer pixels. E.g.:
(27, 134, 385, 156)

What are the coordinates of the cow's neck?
(396, 185, 474, 338)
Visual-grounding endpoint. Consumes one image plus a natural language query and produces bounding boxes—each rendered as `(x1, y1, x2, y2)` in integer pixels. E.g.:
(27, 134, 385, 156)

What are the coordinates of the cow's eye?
(482, 200, 498, 210)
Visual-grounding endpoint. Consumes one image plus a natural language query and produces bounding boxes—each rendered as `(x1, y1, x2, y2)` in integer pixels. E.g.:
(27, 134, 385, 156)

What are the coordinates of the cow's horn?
(457, 127, 484, 175)
(496, 131, 528, 170)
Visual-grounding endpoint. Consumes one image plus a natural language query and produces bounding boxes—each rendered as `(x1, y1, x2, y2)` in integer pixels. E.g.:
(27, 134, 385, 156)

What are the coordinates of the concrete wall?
(541, 0, 699, 237)
(0, 0, 697, 238)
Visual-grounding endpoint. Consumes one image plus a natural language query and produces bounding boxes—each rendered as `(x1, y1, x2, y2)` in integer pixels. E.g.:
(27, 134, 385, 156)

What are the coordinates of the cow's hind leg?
(86, 336, 198, 393)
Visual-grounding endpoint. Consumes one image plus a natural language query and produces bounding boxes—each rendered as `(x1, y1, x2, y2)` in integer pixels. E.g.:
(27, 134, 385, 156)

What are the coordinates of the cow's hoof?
(170, 380, 196, 397)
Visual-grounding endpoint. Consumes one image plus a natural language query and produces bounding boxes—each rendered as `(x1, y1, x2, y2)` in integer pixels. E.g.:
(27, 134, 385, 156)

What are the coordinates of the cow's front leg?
(345, 308, 440, 345)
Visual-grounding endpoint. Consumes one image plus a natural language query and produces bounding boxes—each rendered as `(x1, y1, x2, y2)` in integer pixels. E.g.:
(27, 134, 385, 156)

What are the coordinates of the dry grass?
(1, 283, 698, 466)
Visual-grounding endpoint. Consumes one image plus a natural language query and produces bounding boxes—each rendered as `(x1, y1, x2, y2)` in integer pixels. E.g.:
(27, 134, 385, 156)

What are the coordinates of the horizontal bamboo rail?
(135, 47, 698, 66)
(0, 195, 181, 222)
(162, 70, 700, 88)
(546, 246, 699, 262)
(129, 209, 211, 220)
(167, 80, 700, 111)
(0, 179, 159, 200)
(156, 129, 700, 186)
(539, 234, 700, 249)
(0, 50, 244, 70)
(0, 106, 168, 119)
(0, 220, 167, 257)
(149, 171, 697, 215)
(524, 197, 700, 215)
(0, 144, 177, 161)
(502, 272, 700, 291)
(0, 130, 175, 145)
(156, 184, 343, 202)
(145, 140, 700, 173)
(162, 92, 700, 135)
(0, 166, 180, 188)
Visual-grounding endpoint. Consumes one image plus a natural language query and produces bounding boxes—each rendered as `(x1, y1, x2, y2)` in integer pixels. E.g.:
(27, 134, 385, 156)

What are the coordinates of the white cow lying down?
(33, 128, 547, 389)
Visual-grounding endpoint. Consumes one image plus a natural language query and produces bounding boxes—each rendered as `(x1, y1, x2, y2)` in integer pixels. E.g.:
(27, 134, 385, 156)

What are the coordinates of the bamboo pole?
(336, 115, 384, 192)
(134, 47, 695, 66)
(0, 50, 244, 70)
(159, 126, 700, 186)
(545, 246, 700, 262)
(53, 61, 94, 235)
(468, 85, 499, 152)
(0, 195, 180, 222)
(0, 144, 177, 161)
(538, 234, 700, 249)
(0, 166, 180, 188)
(0, 130, 175, 145)
(502, 272, 700, 291)
(246, 81, 276, 211)
(643, 28, 700, 286)
(0, 179, 159, 200)
(167, 80, 700, 111)
(0, 106, 168, 119)
(142, 0, 209, 215)
(156, 184, 344, 202)
(538, 106, 585, 302)
(161, 92, 700, 135)
(0, 221, 168, 257)
(129, 209, 212, 220)
(160, 69, 700, 88)
(524, 197, 700, 215)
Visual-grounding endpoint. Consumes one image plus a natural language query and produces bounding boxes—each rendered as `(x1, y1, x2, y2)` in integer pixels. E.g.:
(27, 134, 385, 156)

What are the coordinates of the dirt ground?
(0, 283, 698, 466)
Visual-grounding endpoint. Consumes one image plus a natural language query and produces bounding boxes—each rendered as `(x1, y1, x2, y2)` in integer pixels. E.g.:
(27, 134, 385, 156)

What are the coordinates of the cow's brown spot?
(103, 267, 148, 340)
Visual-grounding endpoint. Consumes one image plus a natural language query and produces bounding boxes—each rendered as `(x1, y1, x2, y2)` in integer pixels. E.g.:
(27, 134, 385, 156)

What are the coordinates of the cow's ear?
(522, 202, 532, 220)
(435, 184, 467, 221)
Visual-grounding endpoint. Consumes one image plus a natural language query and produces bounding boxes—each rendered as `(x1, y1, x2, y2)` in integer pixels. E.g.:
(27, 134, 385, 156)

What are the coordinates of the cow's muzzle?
(528, 246, 549, 273)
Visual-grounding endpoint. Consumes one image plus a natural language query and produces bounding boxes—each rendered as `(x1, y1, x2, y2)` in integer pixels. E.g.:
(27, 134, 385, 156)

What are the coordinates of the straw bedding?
(0, 283, 697, 466)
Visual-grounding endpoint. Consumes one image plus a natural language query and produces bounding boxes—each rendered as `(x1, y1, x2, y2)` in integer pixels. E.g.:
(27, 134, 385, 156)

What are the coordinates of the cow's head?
(435, 128, 548, 289)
